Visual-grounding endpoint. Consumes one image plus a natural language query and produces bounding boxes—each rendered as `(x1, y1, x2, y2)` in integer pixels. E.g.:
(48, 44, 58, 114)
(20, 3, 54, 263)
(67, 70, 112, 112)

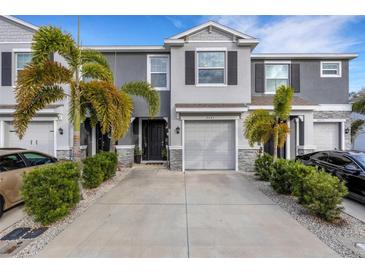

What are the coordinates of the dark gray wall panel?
(1, 52, 12, 86)
(185, 51, 195, 85)
(227, 51, 238, 85)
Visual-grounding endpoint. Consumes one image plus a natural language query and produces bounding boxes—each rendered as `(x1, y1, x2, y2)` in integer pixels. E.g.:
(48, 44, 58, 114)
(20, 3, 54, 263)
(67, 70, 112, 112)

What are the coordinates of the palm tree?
(244, 85, 294, 160)
(352, 88, 365, 114)
(351, 119, 365, 145)
(14, 26, 159, 160)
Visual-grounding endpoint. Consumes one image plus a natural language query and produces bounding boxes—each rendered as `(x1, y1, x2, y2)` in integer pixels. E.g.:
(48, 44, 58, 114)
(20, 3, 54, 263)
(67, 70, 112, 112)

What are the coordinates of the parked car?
(296, 150, 365, 204)
(0, 148, 57, 217)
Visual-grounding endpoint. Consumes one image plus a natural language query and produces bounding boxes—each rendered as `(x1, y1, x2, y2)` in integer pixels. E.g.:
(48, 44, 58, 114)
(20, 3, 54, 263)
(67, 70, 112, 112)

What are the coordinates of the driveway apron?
(38, 168, 337, 258)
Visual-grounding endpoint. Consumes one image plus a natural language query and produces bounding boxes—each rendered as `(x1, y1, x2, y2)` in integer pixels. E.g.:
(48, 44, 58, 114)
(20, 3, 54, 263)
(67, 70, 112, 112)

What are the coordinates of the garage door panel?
(5, 121, 54, 155)
(185, 120, 235, 170)
(313, 122, 340, 151)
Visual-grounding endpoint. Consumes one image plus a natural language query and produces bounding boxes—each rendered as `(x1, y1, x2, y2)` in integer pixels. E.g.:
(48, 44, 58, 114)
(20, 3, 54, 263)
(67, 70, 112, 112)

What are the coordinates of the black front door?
(142, 120, 166, 161)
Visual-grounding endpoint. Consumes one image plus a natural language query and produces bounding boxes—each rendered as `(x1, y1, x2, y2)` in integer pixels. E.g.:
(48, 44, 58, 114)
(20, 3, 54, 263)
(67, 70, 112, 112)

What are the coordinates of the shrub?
(95, 152, 118, 180)
(288, 161, 317, 204)
(269, 159, 293, 194)
(301, 170, 348, 221)
(82, 156, 104, 189)
(254, 153, 273, 181)
(22, 161, 80, 225)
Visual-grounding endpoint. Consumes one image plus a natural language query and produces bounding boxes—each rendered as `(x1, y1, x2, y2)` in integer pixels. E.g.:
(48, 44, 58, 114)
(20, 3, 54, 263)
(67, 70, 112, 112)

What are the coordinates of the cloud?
(210, 16, 358, 53)
(166, 16, 184, 29)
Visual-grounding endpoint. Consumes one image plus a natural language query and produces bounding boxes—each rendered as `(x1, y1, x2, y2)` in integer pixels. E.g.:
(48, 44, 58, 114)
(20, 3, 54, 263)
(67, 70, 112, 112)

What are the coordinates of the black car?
(296, 150, 365, 204)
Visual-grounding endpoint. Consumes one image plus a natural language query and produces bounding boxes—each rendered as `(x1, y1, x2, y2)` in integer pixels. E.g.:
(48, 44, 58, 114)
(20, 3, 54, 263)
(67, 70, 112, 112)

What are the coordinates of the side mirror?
(344, 164, 361, 175)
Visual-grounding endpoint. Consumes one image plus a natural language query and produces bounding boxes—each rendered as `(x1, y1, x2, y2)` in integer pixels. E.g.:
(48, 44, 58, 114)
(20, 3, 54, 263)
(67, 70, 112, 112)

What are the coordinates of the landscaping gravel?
(0, 168, 132, 258)
(245, 173, 365, 258)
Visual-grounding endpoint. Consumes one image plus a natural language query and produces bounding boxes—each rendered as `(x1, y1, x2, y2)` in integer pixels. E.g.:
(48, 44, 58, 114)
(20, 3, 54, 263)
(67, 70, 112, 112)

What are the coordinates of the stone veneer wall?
(169, 148, 182, 171)
(313, 111, 352, 150)
(56, 147, 87, 160)
(116, 146, 134, 167)
(238, 148, 260, 172)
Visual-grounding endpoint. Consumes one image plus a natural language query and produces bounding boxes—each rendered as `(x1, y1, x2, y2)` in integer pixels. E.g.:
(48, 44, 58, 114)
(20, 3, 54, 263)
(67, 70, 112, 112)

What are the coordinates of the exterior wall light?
(345, 128, 350, 134)
(58, 127, 64, 135)
(175, 126, 180, 134)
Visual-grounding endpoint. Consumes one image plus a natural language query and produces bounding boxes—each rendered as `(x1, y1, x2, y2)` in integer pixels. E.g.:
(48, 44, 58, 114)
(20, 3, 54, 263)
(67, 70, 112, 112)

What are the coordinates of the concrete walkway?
(38, 168, 337, 258)
(0, 205, 25, 233)
(343, 198, 365, 223)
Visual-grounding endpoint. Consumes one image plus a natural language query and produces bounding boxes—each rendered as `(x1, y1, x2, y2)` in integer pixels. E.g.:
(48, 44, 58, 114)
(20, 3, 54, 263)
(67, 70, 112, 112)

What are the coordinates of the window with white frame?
(148, 55, 169, 90)
(321, 61, 341, 77)
(15, 52, 32, 79)
(265, 64, 289, 93)
(197, 51, 225, 85)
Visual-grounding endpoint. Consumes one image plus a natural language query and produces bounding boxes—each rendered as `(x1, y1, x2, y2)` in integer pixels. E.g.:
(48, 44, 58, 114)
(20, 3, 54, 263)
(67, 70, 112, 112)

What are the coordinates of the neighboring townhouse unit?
(0, 16, 357, 171)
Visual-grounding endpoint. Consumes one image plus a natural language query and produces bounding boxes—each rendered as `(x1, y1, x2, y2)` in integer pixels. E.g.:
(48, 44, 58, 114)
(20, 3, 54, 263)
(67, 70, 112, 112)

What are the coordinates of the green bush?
(95, 152, 118, 180)
(269, 159, 293, 194)
(288, 161, 317, 204)
(301, 170, 348, 221)
(22, 161, 80, 225)
(254, 153, 273, 181)
(82, 152, 118, 189)
(82, 156, 104, 189)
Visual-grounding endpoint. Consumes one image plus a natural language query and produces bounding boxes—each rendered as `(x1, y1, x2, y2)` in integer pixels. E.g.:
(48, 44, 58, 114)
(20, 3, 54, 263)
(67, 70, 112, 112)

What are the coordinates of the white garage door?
(4, 121, 55, 155)
(313, 122, 340, 151)
(184, 120, 235, 170)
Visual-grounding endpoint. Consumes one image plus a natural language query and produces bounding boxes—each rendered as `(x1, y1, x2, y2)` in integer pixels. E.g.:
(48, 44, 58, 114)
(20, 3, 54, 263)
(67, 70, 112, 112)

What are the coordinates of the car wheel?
(0, 196, 4, 218)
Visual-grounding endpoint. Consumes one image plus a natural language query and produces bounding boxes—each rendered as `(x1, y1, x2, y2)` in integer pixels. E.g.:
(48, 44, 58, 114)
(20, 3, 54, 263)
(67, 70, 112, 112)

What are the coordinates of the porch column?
(298, 112, 316, 155)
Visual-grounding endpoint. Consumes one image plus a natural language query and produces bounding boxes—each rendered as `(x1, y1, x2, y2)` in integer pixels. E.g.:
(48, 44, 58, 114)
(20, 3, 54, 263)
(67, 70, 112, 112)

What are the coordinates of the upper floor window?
(265, 64, 289, 94)
(15, 52, 32, 79)
(320, 61, 341, 78)
(197, 51, 225, 85)
(147, 55, 169, 90)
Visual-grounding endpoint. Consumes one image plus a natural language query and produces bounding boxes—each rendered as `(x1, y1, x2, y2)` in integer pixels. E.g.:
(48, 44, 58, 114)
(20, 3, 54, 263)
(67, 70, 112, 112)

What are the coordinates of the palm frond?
(121, 81, 160, 117)
(31, 26, 79, 70)
(276, 122, 290, 148)
(244, 109, 275, 146)
(352, 92, 365, 114)
(351, 119, 365, 139)
(273, 85, 294, 120)
(79, 81, 133, 140)
(81, 49, 111, 69)
(81, 63, 113, 82)
(14, 85, 65, 138)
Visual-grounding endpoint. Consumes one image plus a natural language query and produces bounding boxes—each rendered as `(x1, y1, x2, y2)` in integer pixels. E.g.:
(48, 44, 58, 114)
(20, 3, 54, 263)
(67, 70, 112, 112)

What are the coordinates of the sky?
(16, 15, 365, 93)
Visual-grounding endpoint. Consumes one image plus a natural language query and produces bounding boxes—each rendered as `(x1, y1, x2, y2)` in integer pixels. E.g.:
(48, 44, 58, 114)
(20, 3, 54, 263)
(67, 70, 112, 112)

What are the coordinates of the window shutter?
(185, 51, 195, 85)
(291, 63, 300, 93)
(255, 63, 265, 93)
(227, 51, 238, 85)
(1, 52, 12, 86)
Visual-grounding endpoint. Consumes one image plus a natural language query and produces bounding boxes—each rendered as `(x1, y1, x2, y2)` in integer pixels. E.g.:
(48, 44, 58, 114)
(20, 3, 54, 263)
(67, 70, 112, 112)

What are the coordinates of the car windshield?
(353, 154, 365, 169)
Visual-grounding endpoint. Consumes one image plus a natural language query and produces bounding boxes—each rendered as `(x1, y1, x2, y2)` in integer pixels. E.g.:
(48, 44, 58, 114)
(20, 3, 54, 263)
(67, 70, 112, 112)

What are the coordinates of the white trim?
(235, 119, 238, 171)
(341, 121, 345, 150)
(320, 61, 342, 78)
(147, 54, 170, 91)
(0, 120, 4, 148)
(115, 145, 135, 149)
(53, 120, 57, 156)
(297, 145, 317, 150)
(14, 51, 32, 85)
(176, 107, 247, 113)
(180, 115, 240, 120)
(313, 118, 346, 123)
(264, 60, 292, 64)
(196, 48, 227, 86)
(295, 118, 300, 157)
(264, 63, 290, 94)
(0, 108, 62, 114)
(286, 120, 290, 160)
(169, 21, 257, 40)
(236, 39, 260, 47)
(314, 104, 352, 111)
(91, 127, 96, 156)
(168, 145, 182, 150)
(0, 116, 59, 122)
(1, 15, 39, 31)
(12, 48, 32, 52)
(188, 40, 234, 43)
(182, 119, 185, 172)
(248, 105, 316, 110)
(84, 45, 168, 52)
(251, 53, 358, 60)
(0, 42, 32, 44)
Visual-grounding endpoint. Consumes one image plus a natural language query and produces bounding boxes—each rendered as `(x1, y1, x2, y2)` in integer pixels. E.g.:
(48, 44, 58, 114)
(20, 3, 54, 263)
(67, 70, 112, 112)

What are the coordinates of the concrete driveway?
(38, 168, 337, 258)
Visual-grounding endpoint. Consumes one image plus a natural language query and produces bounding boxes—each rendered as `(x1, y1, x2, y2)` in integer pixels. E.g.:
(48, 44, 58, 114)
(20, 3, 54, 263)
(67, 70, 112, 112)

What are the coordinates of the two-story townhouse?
(0, 17, 357, 172)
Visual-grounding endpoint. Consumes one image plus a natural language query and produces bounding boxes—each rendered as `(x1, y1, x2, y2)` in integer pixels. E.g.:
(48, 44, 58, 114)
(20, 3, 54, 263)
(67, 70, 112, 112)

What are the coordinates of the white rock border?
(244, 173, 365, 258)
(0, 168, 132, 258)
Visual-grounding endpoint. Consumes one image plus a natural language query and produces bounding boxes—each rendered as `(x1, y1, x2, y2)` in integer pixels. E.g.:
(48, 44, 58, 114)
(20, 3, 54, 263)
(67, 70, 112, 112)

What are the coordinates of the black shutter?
(291, 63, 300, 93)
(185, 51, 195, 85)
(227, 51, 238, 85)
(255, 63, 265, 93)
(1, 52, 12, 86)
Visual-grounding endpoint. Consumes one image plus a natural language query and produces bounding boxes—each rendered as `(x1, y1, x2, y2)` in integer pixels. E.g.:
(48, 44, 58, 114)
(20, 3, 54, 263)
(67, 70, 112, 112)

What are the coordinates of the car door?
(0, 153, 28, 206)
(342, 161, 364, 196)
(20, 151, 56, 167)
(309, 152, 329, 171)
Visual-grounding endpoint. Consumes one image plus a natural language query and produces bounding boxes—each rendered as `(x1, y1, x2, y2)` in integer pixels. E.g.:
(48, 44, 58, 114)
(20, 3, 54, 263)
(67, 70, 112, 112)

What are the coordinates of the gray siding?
(102, 52, 170, 118)
(0, 17, 35, 42)
(251, 59, 349, 104)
